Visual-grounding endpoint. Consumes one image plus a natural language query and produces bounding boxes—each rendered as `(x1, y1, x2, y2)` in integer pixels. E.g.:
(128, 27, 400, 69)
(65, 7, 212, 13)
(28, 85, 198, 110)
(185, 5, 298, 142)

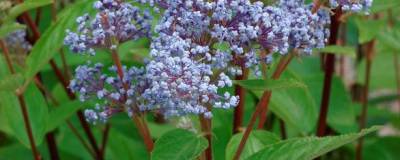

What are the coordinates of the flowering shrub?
(2, 0, 400, 160)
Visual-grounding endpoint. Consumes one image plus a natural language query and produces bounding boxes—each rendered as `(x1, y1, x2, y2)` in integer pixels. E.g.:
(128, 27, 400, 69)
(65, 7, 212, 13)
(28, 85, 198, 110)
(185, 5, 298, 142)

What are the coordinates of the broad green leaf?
(357, 52, 397, 90)
(269, 85, 318, 134)
(305, 75, 358, 134)
(3, 0, 53, 23)
(363, 137, 400, 160)
(147, 122, 175, 139)
(0, 73, 23, 92)
(0, 56, 48, 148)
(317, 45, 356, 58)
(24, 0, 94, 80)
(0, 22, 26, 39)
(46, 100, 84, 132)
(247, 126, 380, 160)
(151, 129, 208, 160)
(0, 143, 33, 159)
(212, 97, 235, 160)
(355, 18, 385, 44)
(234, 78, 306, 92)
(0, 84, 49, 148)
(107, 128, 149, 160)
(289, 57, 358, 134)
(225, 130, 280, 160)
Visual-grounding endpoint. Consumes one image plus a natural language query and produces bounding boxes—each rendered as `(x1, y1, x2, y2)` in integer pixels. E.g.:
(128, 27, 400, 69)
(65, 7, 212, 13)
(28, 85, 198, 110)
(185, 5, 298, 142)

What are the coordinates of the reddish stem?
(233, 67, 248, 133)
(257, 54, 293, 128)
(132, 116, 154, 152)
(316, 8, 342, 137)
(17, 6, 102, 158)
(0, 40, 41, 160)
(200, 115, 212, 160)
(100, 124, 111, 158)
(234, 54, 293, 160)
(355, 41, 375, 160)
(395, 54, 400, 112)
(45, 132, 60, 160)
(111, 49, 154, 152)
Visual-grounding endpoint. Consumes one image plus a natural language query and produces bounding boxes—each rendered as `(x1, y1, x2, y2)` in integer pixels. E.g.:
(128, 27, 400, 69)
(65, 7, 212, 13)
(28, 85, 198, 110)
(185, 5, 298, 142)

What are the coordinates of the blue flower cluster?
(65, 0, 373, 123)
(329, 0, 373, 13)
(69, 62, 148, 123)
(64, 0, 152, 55)
(141, 33, 239, 118)
(5, 29, 31, 53)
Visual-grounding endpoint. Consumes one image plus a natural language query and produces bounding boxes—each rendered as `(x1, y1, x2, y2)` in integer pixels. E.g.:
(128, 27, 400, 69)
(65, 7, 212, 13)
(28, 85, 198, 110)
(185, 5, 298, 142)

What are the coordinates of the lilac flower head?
(69, 62, 148, 123)
(329, 0, 373, 13)
(279, 0, 331, 54)
(142, 33, 239, 118)
(64, 0, 152, 55)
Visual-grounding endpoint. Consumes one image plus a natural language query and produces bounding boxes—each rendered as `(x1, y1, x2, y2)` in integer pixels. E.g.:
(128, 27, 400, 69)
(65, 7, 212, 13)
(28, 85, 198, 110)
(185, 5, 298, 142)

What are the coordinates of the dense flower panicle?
(329, 0, 373, 13)
(67, 0, 375, 122)
(281, 2, 331, 54)
(69, 62, 148, 123)
(64, 0, 152, 55)
(142, 33, 239, 118)
(258, 6, 290, 54)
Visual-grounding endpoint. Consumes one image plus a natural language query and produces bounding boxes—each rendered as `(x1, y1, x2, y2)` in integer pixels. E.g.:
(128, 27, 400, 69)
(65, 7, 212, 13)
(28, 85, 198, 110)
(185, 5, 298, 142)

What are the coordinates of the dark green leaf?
(151, 129, 208, 160)
(3, 0, 53, 23)
(363, 137, 400, 160)
(46, 100, 84, 132)
(247, 126, 380, 160)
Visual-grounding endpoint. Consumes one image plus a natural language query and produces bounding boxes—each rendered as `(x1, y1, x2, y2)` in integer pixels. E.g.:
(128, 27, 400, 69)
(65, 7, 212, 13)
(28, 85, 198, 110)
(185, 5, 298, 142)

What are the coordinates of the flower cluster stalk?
(0, 40, 41, 160)
(15, 3, 102, 158)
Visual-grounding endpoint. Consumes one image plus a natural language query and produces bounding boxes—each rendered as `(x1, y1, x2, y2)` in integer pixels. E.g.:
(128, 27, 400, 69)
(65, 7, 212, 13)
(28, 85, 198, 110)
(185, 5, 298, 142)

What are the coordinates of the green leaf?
(0, 143, 33, 159)
(269, 84, 318, 134)
(3, 0, 53, 23)
(46, 100, 84, 132)
(151, 129, 208, 160)
(363, 137, 400, 160)
(247, 126, 380, 160)
(317, 45, 356, 58)
(355, 18, 385, 44)
(0, 22, 26, 39)
(357, 52, 397, 90)
(23, 0, 94, 80)
(234, 78, 306, 92)
(107, 128, 149, 160)
(225, 130, 280, 160)
(289, 57, 358, 134)
(370, 0, 400, 13)
(0, 84, 49, 148)
(0, 56, 48, 148)
(0, 73, 23, 92)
